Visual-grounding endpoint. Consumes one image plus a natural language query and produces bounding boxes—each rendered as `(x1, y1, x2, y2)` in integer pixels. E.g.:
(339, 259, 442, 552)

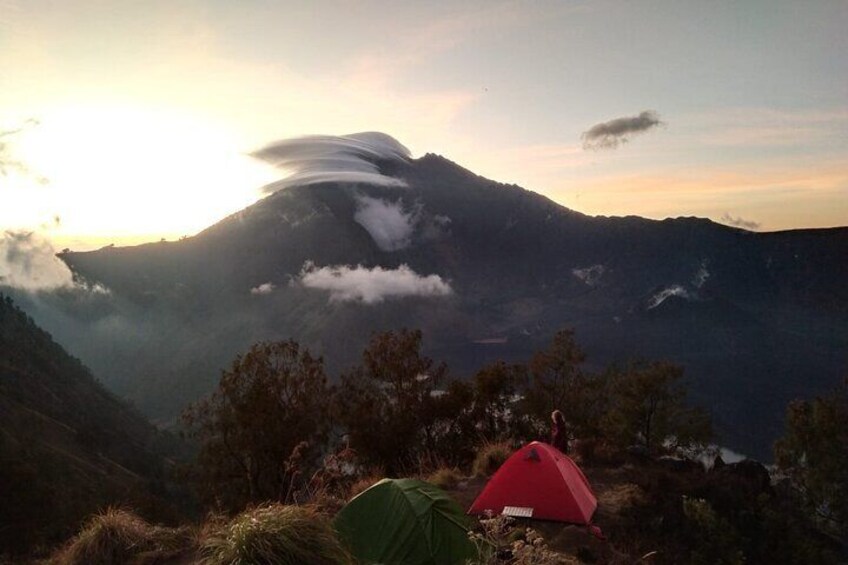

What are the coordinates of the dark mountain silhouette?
(19, 152, 848, 460)
(0, 294, 180, 555)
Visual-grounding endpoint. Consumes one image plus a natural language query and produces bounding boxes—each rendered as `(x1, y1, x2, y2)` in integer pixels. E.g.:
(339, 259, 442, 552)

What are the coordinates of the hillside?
(0, 294, 181, 557)
(14, 146, 848, 459)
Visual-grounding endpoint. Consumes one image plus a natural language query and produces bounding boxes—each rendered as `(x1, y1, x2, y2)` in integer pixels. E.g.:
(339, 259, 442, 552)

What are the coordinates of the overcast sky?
(2, 0, 846, 248)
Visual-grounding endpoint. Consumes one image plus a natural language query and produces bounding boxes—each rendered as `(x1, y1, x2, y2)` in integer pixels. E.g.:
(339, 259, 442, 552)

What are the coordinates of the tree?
(181, 340, 331, 511)
(336, 329, 449, 472)
(775, 381, 848, 540)
(603, 360, 711, 453)
(470, 361, 530, 441)
(522, 329, 596, 439)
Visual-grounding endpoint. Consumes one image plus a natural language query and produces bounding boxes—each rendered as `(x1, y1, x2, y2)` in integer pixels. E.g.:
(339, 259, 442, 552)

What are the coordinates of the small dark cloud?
(582, 110, 664, 150)
(720, 213, 760, 231)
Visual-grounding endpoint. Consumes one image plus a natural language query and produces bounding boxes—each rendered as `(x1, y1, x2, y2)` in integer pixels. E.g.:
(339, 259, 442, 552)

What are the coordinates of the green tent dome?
(333, 478, 479, 565)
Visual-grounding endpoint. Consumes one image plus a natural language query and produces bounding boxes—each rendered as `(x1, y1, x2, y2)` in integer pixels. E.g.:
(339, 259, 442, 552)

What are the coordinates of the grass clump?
(347, 475, 383, 499)
(52, 507, 188, 565)
(200, 503, 351, 565)
(472, 442, 513, 477)
(427, 467, 463, 490)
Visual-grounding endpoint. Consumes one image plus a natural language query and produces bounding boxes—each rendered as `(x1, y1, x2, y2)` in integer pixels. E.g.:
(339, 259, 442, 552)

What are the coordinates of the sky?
(2, 0, 847, 250)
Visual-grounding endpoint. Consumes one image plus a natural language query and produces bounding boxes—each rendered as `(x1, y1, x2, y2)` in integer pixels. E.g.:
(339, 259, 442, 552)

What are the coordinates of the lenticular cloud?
(252, 132, 411, 193)
(299, 263, 452, 304)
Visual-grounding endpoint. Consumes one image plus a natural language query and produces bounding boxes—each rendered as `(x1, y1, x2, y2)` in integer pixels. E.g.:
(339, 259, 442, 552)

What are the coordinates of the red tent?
(468, 441, 597, 524)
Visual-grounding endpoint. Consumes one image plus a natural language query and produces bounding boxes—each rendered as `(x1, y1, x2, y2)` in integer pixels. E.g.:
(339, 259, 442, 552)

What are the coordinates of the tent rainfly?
(334, 478, 480, 565)
(468, 441, 598, 524)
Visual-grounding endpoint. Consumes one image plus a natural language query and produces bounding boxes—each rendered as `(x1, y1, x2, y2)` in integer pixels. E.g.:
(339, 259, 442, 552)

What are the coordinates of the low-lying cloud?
(353, 195, 418, 251)
(646, 284, 691, 310)
(252, 132, 411, 193)
(572, 264, 605, 287)
(250, 282, 275, 295)
(299, 263, 452, 304)
(0, 230, 74, 290)
(582, 110, 663, 150)
(720, 213, 760, 231)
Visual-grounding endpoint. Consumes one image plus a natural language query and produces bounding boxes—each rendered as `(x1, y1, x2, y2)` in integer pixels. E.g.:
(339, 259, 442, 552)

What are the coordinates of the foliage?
(471, 361, 532, 441)
(472, 441, 514, 477)
(427, 466, 464, 490)
(774, 380, 848, 540)
(522, 330, 593, 439)
(681, 497, 746, 565)
(615, 459, 842, 564)
(602, 361, 711, 454)
(182, 340, 331, 511)
(336, 329, 451, 472)
(200, 503, 351, 565)
(468, 514, 567, 565)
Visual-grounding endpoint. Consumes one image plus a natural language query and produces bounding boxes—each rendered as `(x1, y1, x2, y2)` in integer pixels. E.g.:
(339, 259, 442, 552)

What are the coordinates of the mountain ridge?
(0, 293, 181, 555)
(11, 149, 846, 460)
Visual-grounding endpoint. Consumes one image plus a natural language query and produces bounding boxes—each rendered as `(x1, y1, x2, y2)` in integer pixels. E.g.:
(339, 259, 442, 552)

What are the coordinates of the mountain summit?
(24, 137, 848, 459)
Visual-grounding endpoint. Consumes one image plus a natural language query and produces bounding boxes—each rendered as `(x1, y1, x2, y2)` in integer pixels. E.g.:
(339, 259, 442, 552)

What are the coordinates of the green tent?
(333, 478, 480, 565)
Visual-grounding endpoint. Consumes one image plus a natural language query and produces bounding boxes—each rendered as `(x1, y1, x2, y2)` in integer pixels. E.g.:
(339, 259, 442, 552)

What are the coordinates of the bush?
(200, 503, 351, 565)
(347, 475, 384, 499)
(52, 508, 194, 565)
(472, 442, 513, 477)
(468, 514, 564, 565)
(427, 467, 463, 490)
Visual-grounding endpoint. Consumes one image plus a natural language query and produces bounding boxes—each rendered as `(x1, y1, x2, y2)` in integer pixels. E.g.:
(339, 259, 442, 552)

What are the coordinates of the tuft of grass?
(427, 467, 463, 490)
(200, 503, 351, 565)
(51, 508, 170, 565)
(347, 475, 383, 499)
(472, 442, 513, 478)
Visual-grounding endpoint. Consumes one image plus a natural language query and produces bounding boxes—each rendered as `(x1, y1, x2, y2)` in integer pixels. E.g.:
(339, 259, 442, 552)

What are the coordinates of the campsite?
(3, 3, 848, 561)
(7, 320, 841, 564)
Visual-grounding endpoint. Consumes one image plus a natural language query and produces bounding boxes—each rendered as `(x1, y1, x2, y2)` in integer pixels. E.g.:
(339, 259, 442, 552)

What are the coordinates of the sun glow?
(3, 104, 277, 250)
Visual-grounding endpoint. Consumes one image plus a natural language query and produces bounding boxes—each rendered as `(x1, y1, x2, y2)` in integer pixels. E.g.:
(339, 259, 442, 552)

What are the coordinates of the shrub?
(53, 508, 151, 565)
(200, 503, 351, 565)
(51, 508, 194, 565)
(468, 514, 565, 565)
(427, 467, 463, 490)
(347, 475, 384, 499)
(472, 442, 513, 477)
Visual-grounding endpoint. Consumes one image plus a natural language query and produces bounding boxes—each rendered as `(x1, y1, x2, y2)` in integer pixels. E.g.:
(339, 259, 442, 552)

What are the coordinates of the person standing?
(551, 409, 569, 454)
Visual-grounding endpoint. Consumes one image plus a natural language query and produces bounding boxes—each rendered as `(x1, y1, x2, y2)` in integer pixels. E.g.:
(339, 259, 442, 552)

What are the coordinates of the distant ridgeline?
(0, 293, 181, 557)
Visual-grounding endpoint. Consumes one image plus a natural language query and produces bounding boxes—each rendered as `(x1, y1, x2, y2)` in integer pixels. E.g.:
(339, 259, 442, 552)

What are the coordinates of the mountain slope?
(0, 293, 179, 556)
(27, 151, 848, 460)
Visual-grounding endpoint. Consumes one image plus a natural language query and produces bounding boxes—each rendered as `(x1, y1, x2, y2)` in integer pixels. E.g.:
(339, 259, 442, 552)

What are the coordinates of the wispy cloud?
(582, 111, 664, 150)
(690, 107, 848, 148)
(299, 263, 452, 304)
(719, 213, 760, 231)
(353, 195, 417, 251)
(250, 282, 275, 295)
(0, 119, 47, 182)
